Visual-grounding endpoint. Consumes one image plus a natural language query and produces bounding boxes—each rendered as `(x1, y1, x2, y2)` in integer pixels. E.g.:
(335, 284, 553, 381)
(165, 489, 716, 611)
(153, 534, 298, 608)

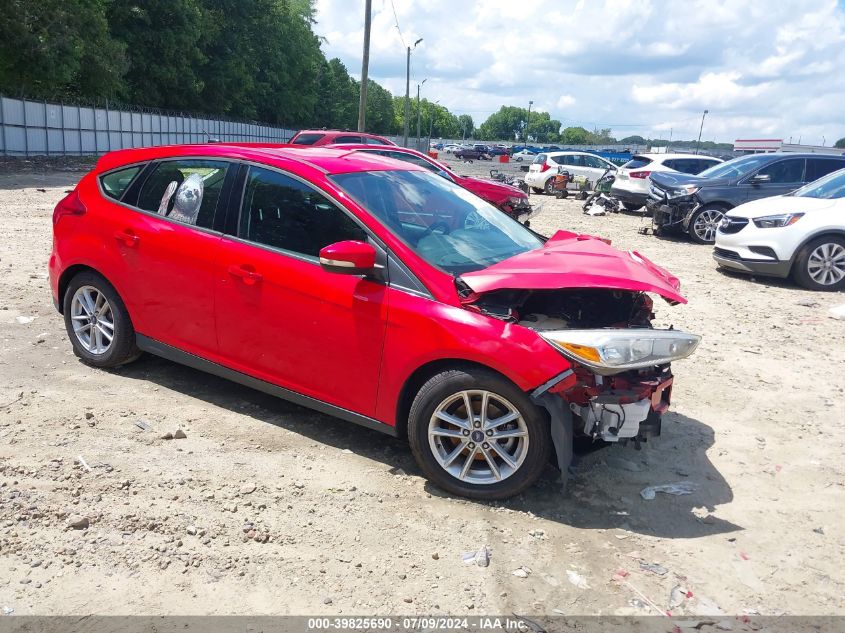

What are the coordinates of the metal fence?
(0, 95, 297, 156)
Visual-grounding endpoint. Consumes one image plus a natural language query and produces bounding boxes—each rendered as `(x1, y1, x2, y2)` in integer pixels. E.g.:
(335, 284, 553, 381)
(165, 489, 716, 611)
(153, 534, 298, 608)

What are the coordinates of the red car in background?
(289, 129, 395, 146)
(332, 144, 535, 223)
(49, 144, 700, 500)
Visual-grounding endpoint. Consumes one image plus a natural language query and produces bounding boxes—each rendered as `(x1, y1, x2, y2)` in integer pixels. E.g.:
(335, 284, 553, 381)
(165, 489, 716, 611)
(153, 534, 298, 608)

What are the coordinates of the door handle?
(227, 264, 262, 284)
(114, 230, 140, 247)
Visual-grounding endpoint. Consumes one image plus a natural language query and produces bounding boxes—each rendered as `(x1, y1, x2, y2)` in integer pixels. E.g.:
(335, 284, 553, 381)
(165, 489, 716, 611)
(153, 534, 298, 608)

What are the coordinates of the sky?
(313, 0, 845, 144)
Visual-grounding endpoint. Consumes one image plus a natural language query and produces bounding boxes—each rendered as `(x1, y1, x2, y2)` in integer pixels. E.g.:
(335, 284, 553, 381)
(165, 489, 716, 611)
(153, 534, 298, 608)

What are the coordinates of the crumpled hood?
(457, 175, 527, 201)
(460, 230, 686, 304)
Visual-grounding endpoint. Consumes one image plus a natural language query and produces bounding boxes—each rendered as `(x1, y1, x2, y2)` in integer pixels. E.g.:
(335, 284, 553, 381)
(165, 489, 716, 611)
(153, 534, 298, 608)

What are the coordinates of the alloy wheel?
(692, 209, 723, 242)
(70, 285, 115, 355)
(807, 242, 845, 286)
(428, 390, 529, 485)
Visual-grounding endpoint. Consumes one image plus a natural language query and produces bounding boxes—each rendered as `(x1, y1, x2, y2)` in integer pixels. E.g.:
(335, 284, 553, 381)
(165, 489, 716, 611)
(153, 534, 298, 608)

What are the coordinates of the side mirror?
(749, 173, 771, 184)
(319, 240, 376, 275)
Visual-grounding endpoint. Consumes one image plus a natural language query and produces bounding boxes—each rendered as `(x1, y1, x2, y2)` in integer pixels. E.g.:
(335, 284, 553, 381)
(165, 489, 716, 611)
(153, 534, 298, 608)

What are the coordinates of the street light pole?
(526, 100, 533, 145)
(416, 78, 426, 151)
(695, 109, 709, 154)
(403, 38, 423, 147)
(356, 0, 372, 132)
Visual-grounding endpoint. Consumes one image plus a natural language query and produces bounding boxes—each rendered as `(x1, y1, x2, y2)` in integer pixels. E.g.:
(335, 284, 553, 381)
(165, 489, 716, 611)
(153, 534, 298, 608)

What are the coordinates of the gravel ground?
(0, 159, 844, 619)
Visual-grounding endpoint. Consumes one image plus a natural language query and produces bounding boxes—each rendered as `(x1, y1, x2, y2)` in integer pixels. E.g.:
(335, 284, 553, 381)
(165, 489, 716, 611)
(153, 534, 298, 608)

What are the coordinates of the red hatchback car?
(49, 144, 700, 499)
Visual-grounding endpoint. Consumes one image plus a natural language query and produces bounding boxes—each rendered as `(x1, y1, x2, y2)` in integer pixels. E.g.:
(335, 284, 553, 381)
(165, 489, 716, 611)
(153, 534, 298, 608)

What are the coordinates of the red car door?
(108, 158, 233, 356)
(213, 165, 389, 416)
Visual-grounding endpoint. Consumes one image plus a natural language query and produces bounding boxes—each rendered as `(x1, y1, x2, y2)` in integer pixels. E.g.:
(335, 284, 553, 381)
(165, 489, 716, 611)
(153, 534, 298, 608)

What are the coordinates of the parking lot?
(1, 163, 844, 617)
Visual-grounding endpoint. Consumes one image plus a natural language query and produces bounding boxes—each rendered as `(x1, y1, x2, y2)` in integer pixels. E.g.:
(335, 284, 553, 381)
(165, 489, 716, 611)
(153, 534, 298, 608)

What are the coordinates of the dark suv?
(647, 153, 845, 243)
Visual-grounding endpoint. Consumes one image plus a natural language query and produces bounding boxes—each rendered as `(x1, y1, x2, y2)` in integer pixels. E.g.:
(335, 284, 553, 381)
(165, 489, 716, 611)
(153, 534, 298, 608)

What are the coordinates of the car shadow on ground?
(112, 353, 738, 540)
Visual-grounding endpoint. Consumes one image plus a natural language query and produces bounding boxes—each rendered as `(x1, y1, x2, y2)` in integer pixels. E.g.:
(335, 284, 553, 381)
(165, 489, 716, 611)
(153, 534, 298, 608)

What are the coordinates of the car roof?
(634, 153, 722, 160)
(93, 143, 423, 176)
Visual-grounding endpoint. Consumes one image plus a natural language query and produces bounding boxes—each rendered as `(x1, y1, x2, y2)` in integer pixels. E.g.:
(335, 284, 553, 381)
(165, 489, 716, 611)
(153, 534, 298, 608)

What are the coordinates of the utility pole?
(695, 109, 709, 154)
(403, 37, 423, 147)
(526, 100, 533, 145)
(416, 78, 426, 151)
(357, 0, 372, 132)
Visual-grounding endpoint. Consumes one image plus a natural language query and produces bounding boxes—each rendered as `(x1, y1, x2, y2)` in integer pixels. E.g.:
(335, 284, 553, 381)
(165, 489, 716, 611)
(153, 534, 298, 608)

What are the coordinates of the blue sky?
(313, 0, 845, 143)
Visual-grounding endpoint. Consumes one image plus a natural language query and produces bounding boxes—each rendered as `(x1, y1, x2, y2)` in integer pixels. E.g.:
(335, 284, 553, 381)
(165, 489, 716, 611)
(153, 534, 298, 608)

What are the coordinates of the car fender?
(789, 227, 845, 264)
(376, 291, 571, 425)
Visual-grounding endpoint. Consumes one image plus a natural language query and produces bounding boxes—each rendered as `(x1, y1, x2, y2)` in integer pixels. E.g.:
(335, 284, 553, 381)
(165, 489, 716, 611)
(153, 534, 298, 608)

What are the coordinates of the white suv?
(524, 151, 617, 194)
(611, 153, 723, 211)
(714, 168, 845, 290)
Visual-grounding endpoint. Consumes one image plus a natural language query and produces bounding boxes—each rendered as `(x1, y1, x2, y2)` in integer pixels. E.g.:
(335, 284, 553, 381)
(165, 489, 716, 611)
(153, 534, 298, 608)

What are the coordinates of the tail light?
(53, 190, 86, 225)
(540, 161, 551, 173)
(630, 171, 652, 179)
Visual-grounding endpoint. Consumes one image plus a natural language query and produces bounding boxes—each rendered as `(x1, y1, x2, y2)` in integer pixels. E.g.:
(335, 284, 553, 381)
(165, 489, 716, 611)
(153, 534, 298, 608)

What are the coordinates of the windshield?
(331, 170, 542, 274)
(697, 154, 774, 179)
(792, 168, 845, 199)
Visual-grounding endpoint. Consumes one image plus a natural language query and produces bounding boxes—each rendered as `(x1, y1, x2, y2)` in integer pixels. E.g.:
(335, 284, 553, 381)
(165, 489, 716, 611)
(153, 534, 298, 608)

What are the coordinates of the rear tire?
(63, 271, 141, 368)
(792, 236, 845, 291)
(544, 178, 556, 195)
(620, 201, 642, 212)
(408, 368, 551, 500)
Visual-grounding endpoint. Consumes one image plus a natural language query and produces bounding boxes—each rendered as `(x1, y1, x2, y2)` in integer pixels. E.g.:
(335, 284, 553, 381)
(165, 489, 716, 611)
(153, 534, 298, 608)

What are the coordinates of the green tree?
(457, 114, 474, 139)
(620, 135, 646, 144)
(477, 106, 529, 141)
(560, 126, 591, 144)
(0, 0, 125, 100)
(835, 137, 845, 149)
(108, 0, 208, 110)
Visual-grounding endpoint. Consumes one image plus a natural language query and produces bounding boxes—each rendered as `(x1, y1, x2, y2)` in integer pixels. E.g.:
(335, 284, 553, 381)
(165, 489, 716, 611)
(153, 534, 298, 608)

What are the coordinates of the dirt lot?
(1, 159, 844, 619)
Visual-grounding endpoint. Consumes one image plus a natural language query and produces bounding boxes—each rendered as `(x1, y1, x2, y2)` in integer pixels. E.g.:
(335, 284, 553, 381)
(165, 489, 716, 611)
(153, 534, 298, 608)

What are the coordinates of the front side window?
(755, 158, 805, 183)
(239, 166, 367, 258)
(100, 165, 142, 200)
(331, 169, 542, 275)
(583, 155, 607, 169)
(136, 159, 228, 229)
(365, 137, 389, 145)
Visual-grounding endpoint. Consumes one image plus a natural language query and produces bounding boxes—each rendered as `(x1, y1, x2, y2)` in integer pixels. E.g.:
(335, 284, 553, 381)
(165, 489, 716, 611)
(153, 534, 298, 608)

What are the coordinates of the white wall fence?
(0, 95, 297, 156)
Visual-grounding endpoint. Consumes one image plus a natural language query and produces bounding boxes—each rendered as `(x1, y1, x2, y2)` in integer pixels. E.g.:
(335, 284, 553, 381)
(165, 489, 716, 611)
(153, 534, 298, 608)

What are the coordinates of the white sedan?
(512, 150, 537, 162)
(713, 167, 845, 290)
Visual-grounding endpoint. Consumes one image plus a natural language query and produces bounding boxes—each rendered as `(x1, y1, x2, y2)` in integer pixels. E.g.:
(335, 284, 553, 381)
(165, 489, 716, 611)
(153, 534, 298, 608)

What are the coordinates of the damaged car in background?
(647, 153, 845, 244)
(50, 144, 699, 500)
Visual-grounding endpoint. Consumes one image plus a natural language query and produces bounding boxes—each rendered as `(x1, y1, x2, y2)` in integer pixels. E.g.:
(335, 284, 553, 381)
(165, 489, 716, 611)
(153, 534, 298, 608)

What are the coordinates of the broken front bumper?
(532, 368, 673, 474)
(647, 195, 699, 232)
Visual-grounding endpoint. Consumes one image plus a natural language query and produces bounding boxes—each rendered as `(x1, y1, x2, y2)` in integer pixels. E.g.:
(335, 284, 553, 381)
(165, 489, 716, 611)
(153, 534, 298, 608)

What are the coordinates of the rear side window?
(806, 158, 845, 182)
(100, 165, 142, 200)
(364, 137, 389, 145)
(291, 133, 325, 145)
(136, 159, 229, 229)
(623, 156, 652, 170)
(239, 166, 367, 258)
(334, 135, 364, 144)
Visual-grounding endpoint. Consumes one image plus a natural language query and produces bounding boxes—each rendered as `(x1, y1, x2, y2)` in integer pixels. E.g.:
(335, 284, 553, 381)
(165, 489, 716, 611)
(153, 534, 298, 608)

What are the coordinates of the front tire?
(408, 368, 551, 500)
(543, 178, 556, 195)
(63, 271, 140, 368)
(688, 205, 726, 244)
(792, 236, 845, 291)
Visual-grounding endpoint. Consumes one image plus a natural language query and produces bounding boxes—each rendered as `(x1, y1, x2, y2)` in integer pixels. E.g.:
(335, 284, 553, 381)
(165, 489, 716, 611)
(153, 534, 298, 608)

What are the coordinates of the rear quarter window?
(623, 156, 653, 170)
(291, 133, 325, 145)
(100, 165, 143, 200)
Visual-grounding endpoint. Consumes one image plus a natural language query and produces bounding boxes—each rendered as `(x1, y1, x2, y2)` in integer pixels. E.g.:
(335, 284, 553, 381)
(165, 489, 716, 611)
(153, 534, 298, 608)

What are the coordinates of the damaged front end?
(647, 183, 702, 233)
(458, 232, 700, 473)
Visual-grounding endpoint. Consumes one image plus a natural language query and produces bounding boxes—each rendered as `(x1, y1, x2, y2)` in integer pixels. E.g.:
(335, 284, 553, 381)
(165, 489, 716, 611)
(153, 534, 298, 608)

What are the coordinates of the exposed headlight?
(752, 213, 804, 229)
(508, 196, 527, 206)
(672, 184, 700, 197)
(540, 329, 701, 375)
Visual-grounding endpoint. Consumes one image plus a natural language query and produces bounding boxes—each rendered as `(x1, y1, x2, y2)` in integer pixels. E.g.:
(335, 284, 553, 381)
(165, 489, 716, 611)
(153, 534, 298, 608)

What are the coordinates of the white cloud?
(314, 0, 845, 143)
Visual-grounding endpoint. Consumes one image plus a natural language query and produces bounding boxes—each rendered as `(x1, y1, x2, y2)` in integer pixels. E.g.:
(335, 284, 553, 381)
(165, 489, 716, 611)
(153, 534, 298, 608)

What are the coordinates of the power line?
(389, 0, 406, 48)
